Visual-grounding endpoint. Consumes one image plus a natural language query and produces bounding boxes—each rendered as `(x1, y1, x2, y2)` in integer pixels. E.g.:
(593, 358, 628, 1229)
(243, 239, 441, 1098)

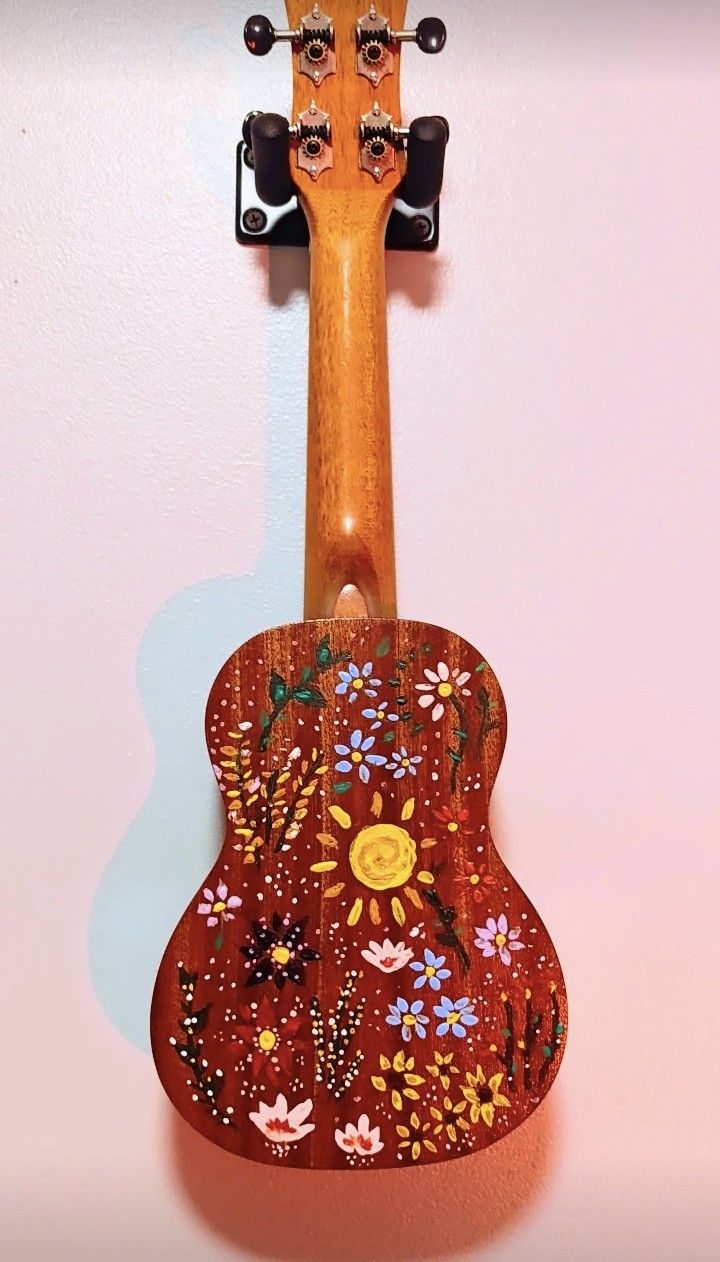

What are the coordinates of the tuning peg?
(246, 104, 334, 205)
(359, 104, 448, 204)
(356, 9, 446, 84)
(243, 15, 297, 57)
(393, 16, 447, 54)
(244, 9, 336, 84)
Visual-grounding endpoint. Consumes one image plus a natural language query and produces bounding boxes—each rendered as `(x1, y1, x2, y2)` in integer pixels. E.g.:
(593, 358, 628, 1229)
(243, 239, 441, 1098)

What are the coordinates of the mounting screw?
(411, 214, 432, 241)
(243, 208, 267, 234)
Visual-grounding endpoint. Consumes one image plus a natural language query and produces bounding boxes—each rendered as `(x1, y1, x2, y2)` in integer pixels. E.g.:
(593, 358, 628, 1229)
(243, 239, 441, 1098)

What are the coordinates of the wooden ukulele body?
(151, 618, 567, 1169)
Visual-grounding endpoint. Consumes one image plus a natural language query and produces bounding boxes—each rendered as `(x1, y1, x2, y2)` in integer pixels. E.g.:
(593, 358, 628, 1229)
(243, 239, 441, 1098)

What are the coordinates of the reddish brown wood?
(151, 620, 567, 1168)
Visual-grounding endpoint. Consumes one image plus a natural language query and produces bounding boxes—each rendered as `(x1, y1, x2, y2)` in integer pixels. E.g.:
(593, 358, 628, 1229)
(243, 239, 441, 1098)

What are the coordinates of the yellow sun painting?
(311, 793, 438, 928)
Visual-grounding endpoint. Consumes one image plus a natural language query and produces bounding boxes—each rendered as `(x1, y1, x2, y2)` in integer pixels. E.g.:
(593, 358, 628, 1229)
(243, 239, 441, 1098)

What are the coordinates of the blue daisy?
(433, 996, 480, 1038)
(334, 729, 387, 784)
(335, 661, 382, 702)
(409, 948, 452, 991)
(386, 996, 430, 1043)
(361, 700, 400, 731)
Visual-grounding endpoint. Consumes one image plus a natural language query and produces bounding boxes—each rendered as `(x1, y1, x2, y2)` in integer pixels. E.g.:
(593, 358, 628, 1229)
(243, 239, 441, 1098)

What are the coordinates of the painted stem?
(448, 694, 468, 793)
(421, 887, 471, 972)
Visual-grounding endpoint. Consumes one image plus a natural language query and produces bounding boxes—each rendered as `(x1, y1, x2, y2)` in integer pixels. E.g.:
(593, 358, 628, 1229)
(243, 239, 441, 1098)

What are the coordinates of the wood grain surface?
(151, 619, 567, 1168)
(284, 1, 409, 618)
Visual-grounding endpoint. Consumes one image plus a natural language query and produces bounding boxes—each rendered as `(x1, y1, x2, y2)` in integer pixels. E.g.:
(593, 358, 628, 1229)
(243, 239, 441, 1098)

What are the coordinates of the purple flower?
(386, 997, 430, 1042)
(474, 914, 525, 966)
(387, 746, 423, 779)
(334, 729, 387, 783)
(433, 995, 479, 1038)
(197, 881, 241, 928)
(336, 661, 381, 702)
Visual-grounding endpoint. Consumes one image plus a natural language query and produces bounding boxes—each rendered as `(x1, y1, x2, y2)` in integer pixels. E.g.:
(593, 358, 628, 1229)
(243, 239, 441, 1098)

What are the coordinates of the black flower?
(239, 913, 322, 990)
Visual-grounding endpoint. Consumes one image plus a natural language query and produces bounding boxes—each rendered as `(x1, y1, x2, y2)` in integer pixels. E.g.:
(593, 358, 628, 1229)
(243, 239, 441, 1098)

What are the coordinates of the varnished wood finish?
(151, 620, 567, 1168)
(284, 1, 408, 618)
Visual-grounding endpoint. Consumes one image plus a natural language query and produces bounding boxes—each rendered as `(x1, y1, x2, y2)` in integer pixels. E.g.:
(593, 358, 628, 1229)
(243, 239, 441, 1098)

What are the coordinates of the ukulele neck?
(303, 197, 397, 621)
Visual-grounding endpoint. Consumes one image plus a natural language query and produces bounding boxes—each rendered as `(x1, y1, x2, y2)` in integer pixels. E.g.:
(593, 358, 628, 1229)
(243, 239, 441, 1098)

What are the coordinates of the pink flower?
(361, 938, 414, 974)
(335, 1114, 384, 1158)
(197, 881, 241, 928)
(474, 914, 525, 966)
(249, 1093, 314, 1145)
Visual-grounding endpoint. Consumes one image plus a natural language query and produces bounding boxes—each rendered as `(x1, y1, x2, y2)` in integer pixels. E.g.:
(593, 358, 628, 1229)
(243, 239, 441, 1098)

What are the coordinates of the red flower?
(455, 858, 497, 902)
(234, 996, 304, 1084)
(433, 805, 473, 837)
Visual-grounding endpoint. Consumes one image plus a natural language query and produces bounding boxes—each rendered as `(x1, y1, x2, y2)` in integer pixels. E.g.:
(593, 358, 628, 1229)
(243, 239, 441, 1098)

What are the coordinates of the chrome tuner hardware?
(244, 7, 336, 86)
(359, 106, 449, 206)
(291, 103, 333, 181)
(356, 6, 447, 85)
(359, 103, 406, 182)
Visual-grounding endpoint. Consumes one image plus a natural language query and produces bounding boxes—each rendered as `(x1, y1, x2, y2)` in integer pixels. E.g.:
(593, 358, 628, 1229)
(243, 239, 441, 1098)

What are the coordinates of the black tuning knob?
(244, 15, 275, 55)
(415, 17, 447, 54)
(250, 113, 294, 206)
(400, 115, 449, 209)
(391, 15, 447, 54)
(244, 14, 298, 56)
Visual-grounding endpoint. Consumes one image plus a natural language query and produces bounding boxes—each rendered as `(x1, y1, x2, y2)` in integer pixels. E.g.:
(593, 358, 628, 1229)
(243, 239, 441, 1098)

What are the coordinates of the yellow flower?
(426, 1050, 460, 1091)
(430, 1094, 470, 1144)
(371, 1051, 425, 1112)
(349, 823, 417, 891)
(396, 1112, 437, 1162)
(321, 796, 430, 925)
(462, 1066, 511, 1128)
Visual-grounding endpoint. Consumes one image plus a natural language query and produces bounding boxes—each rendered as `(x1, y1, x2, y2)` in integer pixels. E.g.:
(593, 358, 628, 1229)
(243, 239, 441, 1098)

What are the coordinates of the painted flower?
(233, 997, 304, 1083)
(335, 1114, 384, 1158)
(430, 1094, 471, 1143)
(371, 1050, 425, 1111)
(387, 746, 423, 779)
(336, 661, 381, 702)
(462, 1067, 511, 1127)
(434, 995, 480, 1038)
(362, 700, 400, 730)
(456, 858, 496, 901)
(426, 1049, 461, 1091)
(248, 1092, 315, 1144)
(433, 804, 472, 837)
(334, 729, 387, 783)
(474, 914, 525, 965)
(321, 795, 433, 929)
(396, 1111, 437, 1162)
(240, 913, 322, 989)
(197, 881, 241, 927)
(361, 938, 414, 974)
(416, 662, 472, 723)
(386, 997, 429, 1042)
(410, 947, 451, 991)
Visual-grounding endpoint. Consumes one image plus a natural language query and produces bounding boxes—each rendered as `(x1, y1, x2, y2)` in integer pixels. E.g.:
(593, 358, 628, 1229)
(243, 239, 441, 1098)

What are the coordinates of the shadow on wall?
(167, 1094, 557, 1261)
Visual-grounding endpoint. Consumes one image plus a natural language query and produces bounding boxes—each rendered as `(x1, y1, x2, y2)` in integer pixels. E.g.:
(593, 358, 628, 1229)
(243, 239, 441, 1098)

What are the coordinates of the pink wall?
(3, 1, 719, 1258)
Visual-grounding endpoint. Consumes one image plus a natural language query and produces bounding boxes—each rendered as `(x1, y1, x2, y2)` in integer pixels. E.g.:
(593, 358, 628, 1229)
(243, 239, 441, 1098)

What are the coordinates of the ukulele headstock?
(242, 2, 448, 235)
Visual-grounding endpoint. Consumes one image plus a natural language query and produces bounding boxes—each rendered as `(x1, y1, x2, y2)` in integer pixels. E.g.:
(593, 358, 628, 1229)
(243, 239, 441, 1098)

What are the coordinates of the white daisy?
(416, 661, 472, 723)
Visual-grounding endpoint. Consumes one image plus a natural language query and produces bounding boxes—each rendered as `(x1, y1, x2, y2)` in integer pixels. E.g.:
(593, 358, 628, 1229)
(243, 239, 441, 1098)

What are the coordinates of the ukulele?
(151, 1, 567, 1170)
